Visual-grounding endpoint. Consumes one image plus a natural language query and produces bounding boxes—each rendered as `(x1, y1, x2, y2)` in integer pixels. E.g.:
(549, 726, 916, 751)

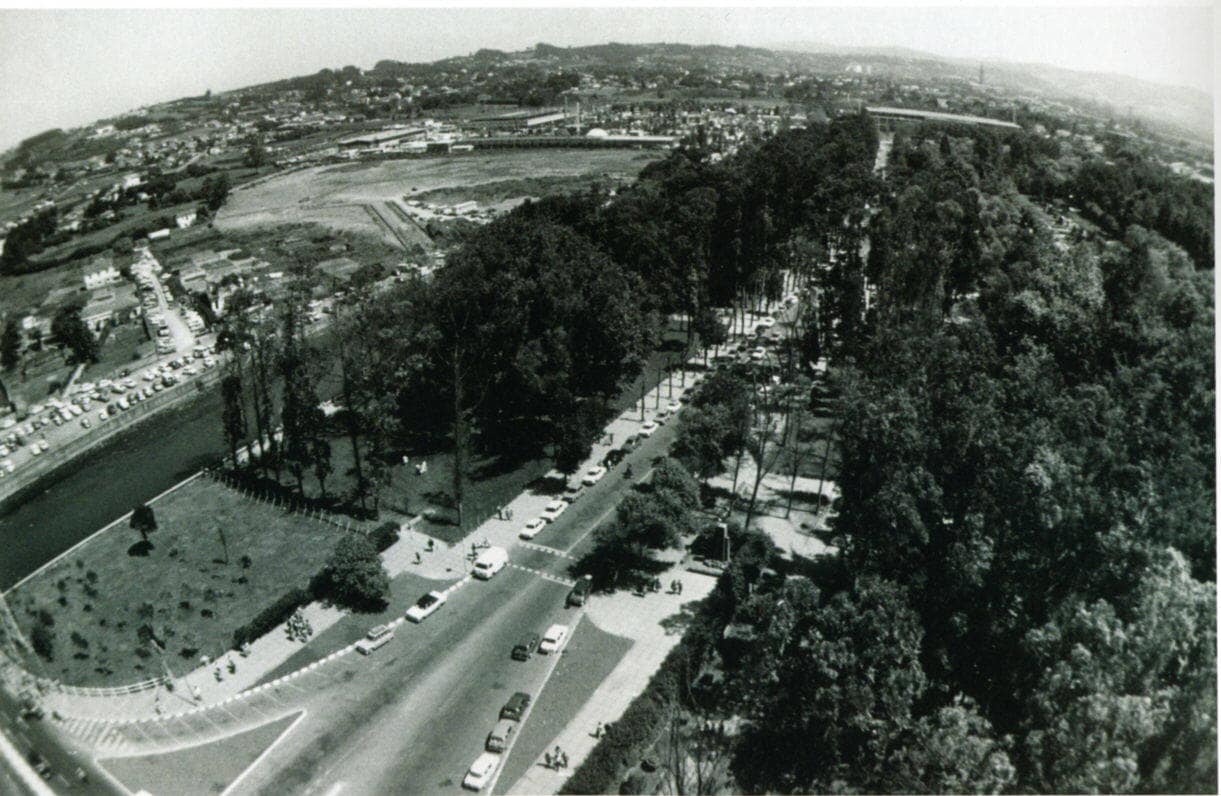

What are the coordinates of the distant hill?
(776, 41, 1212, 142)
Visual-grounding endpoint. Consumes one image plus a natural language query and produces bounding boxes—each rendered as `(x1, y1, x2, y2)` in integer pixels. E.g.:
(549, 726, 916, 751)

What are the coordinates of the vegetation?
(317, 532, 391, 612)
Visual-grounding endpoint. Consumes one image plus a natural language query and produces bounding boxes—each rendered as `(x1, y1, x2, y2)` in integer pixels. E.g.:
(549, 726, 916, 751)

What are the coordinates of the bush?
(231, 587, 311, 649)
(29, 625, 54, 661)
(370, 521, 400, 552)
(317, 533, 390, 612)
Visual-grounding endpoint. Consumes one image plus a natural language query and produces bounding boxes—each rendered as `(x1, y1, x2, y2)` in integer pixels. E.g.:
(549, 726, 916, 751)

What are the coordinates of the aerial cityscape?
(0, 7, 1214, 795)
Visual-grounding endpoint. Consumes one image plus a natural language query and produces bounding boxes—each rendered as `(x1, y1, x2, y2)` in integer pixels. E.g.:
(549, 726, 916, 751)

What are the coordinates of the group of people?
(544, 745, 570, 770)
(668, 579, 684, 594)
(286, 608, 313, 642)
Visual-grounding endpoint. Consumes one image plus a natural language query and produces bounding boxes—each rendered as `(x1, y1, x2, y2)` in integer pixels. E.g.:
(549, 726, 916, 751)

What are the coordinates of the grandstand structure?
(866, 106, 1021, 132)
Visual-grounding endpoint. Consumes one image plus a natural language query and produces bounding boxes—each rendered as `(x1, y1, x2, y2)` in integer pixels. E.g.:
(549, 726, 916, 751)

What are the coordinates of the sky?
(0, 4, 1213, 150)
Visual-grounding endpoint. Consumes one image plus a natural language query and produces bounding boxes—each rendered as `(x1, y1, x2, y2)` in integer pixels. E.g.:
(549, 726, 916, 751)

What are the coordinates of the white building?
(175, 211, 198, 229)
(84, 266, 120, 291)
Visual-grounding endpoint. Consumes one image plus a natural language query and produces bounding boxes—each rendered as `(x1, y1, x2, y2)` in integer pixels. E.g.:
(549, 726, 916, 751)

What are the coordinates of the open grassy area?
(495, 619, 634, 794)
(101, 711, 301, 796)
(79, 322, 156, 382)
(7, 475, 348, 686)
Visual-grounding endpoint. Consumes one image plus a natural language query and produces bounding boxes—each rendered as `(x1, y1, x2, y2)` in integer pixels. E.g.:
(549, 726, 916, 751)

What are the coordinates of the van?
(500, 692, 531, 721)
(486, 718, 516, 753)
(472, 546, 508, 580)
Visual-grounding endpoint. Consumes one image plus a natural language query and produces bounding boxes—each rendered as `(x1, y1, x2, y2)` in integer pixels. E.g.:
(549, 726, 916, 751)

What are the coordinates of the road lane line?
(219, 709, 307, 796)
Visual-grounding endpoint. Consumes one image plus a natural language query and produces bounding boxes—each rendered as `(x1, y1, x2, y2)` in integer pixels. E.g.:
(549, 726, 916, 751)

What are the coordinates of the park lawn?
(494, 619, 634, 795)
(249, 569, 456, 687)
(100, 711, 301, 796)
(7, 475, 348, 687)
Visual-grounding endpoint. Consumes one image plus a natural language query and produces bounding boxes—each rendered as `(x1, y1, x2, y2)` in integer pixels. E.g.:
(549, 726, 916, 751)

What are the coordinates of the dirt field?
(215, 149, 663, 248)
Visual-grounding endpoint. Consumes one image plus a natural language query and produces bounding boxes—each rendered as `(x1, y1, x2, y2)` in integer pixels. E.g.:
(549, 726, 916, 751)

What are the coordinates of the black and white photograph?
(0, 4, 1214, 794)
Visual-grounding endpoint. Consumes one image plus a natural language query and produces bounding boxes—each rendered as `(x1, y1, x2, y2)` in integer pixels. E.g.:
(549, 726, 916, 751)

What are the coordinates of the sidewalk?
(506, 565, 718, 795)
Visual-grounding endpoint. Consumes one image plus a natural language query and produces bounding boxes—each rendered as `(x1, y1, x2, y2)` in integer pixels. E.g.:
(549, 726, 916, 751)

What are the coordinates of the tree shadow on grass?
(127, 540, 154, 557)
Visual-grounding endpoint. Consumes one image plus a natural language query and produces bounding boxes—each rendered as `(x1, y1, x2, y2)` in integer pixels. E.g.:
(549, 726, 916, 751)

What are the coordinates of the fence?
(206, 468, 368, 536)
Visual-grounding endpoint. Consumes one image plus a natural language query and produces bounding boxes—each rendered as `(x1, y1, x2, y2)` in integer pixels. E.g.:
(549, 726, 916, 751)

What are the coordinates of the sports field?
(215, 149, 662, 247)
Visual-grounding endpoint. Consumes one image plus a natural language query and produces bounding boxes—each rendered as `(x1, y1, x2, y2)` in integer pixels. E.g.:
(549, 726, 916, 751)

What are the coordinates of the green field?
(101, 711, 302, 796)
(8, 475, 348, 686)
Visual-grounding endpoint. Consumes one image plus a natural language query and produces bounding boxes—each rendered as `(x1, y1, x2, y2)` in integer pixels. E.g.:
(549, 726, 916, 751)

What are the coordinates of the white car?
(2, 460, 13, 474)
(463, 751, 501, 791)
(638, 420, 659, 437)
(581, 466, 607, 486)
(405, 590, 447, 623)
(519, 518, 546, 540)
(667, 400, 681, 414)
(355, 624, 394, 655)
(540, 500, 566, 522)
(539, 624, 569, 654)
(38, 439, 49, 452)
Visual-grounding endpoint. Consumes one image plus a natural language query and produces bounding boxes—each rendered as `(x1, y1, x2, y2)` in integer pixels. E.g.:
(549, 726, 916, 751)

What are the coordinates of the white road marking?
(219, 710, 307, 796)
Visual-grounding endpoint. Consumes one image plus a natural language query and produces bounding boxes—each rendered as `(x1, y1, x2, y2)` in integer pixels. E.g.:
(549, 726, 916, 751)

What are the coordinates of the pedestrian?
(561, 752, 569, 769)
(594, 721, 603, 738)
(677, 580, 684, 595)
(427, 538, 435, 552)
(414, 551, 422, 565)
(544, 751, 553, 769)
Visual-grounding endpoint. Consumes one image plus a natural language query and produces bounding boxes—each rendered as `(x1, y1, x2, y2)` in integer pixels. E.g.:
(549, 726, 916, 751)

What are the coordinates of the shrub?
(231, 587, 311, 649)
(370, 521, 400, 552)
(29, 625, 54, 661)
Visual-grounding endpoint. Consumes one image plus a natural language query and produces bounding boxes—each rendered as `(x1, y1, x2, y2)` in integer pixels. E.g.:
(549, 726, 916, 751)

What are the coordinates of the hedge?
(231, 586, 311, 649)
(370, 521, 401, 553)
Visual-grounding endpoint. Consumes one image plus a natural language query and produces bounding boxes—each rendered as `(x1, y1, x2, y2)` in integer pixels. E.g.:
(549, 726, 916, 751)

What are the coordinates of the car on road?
(355, 624, 394, 654)
(27, 751, 51, 780)
(486, 718, 516, 753)
(539, 623, 569, 654)
(519, 518, 546, 540)
(638, 420, 659, 437)
(463, 751, 501, 791)
(511, 634, 540, 661)
(581, 465, 607, 486)
(540, 500, 567, 522)
(500, 691, 531, 720)
(472, 546, 508, 580)
(405, 590, 447, 623)
(567, 575, 593, 607)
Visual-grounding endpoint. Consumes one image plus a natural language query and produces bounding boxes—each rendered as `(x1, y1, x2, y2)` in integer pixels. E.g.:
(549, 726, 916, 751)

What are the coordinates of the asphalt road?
(0, 687, 123, 795)
(230, 401, 686, 795)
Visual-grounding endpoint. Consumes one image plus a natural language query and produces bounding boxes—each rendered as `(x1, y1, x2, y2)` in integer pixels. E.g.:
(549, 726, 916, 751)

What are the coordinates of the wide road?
(227, 407, 684, 795)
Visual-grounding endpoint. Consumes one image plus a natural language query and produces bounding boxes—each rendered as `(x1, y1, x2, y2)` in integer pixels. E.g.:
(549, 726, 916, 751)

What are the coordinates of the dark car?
(500, 691, 532, 720)
(511, 634, 541, 661)
(561, 484, 584, 504)
(567, 574, 594, 607)
(603, 448, 629, 468)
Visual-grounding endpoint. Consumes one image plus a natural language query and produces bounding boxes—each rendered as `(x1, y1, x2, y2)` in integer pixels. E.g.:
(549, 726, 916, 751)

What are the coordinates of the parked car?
(500, 691, 531, 721)
(511, 634, 540, 661)
(405, 590, 447, 623)
(638, 420, 659, 437)
(539, 624, 569, 654)
(519, 518, 546, 540)
(581, 465, 607, 486)
(561, 484, 584, 503)
(486, 719, 516, 753)
(567, 575, 594, 607)
(603, 448, 628, 468)
(463, 752, 500, 791)
(540, 500, 566, 523)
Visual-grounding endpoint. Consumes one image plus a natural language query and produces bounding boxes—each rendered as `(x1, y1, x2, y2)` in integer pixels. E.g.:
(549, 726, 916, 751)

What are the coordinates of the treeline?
(729, 125, 1215, 793)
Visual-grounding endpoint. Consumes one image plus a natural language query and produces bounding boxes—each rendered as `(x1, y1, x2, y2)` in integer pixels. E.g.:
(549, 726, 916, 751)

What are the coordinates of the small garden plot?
(8, 476, 345, 687)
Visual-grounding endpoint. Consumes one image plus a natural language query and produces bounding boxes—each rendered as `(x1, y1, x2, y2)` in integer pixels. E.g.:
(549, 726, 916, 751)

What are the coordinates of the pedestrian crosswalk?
(60, 716, 136, 755)
(517, 541, 574, 560)
(509, 563, 576, 588)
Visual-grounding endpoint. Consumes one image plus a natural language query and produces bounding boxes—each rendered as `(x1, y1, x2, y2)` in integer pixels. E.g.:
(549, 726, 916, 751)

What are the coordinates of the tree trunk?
(452, 348, 467, 532)
(339, 356, 366, 511)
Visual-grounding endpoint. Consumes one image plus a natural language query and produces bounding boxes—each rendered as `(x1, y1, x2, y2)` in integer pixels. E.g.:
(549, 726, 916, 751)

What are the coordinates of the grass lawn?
(5, 348, 74, 407)
(250, 569, 455, 687)
(494, 619, 634, 794)
(7, 476, 348, 686)
(100, 711, 301, 796)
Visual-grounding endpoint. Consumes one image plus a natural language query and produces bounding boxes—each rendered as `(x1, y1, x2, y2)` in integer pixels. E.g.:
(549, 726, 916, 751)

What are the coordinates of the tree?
(1, 318, 21, 371)
(130, 503, 157, 542)
(553, 400, 598, 476)
(50, 306, 99, 364)
(671, 406, 731, 483)
(201, 172, 231, 212)
(29, 625, 53, 662)
(650, 457, 700, 511)
(321, 532, 390, 612)
(244, 138, 267, 168)
(220, 374, 247, 468)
